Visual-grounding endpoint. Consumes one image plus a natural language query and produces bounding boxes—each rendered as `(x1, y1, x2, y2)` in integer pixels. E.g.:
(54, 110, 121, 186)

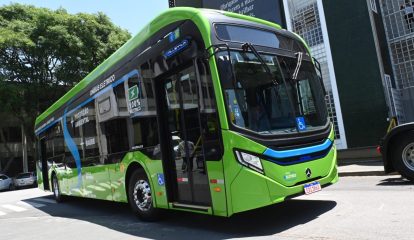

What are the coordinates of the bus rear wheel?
(128, 169, 160, 221)
(392, 133, 414, 182)
(52, 175, 64, 202)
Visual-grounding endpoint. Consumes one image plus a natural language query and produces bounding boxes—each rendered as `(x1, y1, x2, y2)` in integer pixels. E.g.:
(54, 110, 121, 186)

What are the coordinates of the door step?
(172, 202, 210, 212)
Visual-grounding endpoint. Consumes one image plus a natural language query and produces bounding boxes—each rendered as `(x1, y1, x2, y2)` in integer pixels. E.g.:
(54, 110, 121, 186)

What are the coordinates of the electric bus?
(35, 7, 338, 220)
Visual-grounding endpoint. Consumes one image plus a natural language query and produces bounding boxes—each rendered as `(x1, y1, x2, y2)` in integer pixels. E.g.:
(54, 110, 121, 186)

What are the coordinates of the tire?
(391, 133, 414, 181)
(128, 169, 160, 221)
(52, 175, 64, 203)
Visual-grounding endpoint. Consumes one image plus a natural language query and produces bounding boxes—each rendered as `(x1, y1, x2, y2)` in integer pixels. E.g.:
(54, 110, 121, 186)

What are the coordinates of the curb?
(339, 171, 399, 177)
(337, 158, 382, 166)
(339, 171, 386, 177)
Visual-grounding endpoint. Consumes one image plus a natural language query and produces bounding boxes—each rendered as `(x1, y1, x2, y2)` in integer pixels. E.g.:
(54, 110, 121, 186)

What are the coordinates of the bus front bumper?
(229, 147, 338, 215)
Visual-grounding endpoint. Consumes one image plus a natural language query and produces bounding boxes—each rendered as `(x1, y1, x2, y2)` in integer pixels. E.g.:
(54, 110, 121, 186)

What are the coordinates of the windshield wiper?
(241, 43, 280, 85)
(292, 52, 304, 80)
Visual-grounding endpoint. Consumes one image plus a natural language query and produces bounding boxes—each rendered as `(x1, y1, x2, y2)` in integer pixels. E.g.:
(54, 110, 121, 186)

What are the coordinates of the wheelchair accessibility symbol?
(157, 173, 165, 186)
(296, 117, 307, 132)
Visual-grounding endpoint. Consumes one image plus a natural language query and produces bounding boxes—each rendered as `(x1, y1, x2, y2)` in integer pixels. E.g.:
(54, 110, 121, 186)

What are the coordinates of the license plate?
(304, 181, 322, 195)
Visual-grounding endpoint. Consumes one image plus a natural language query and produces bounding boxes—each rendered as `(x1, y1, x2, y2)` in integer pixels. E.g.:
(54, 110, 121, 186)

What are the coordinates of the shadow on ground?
(377, 177, 414, 186)
(24, 196, 337, 239)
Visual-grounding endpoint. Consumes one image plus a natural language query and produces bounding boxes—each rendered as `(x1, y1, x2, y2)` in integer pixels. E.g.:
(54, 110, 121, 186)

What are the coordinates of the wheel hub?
(402, 143, 414, 171)
(133, 179, 152, 212)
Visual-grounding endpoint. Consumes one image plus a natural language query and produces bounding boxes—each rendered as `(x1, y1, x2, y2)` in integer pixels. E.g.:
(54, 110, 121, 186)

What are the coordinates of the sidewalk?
(336, 147, 389, 177)
(338, 159, 386, 177)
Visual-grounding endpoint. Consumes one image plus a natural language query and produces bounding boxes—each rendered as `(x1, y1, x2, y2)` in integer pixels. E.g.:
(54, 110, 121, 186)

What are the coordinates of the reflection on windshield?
(217, 51, 328, 135)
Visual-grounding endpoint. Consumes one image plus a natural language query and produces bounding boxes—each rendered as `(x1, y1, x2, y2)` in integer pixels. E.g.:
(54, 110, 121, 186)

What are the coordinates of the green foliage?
(0, 3, 131, 140)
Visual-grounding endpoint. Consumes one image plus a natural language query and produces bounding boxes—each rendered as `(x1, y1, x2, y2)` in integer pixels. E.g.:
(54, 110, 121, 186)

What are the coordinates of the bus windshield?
(217, 50, 328, 135)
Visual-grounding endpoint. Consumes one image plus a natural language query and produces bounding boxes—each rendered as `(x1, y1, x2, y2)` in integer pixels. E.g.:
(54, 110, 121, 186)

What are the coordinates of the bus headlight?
(235, 151, 263, 173)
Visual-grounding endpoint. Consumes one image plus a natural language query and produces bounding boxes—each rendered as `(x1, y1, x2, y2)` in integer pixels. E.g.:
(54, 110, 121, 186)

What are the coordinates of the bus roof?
(35, 7, 282, 128)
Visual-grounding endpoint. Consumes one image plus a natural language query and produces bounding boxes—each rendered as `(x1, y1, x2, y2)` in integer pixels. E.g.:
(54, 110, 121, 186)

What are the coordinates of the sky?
(0, 0, 169, 35)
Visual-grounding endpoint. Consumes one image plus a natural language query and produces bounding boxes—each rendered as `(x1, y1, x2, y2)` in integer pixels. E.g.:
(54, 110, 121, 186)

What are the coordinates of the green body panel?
(265, 148, 338, 205)
(120, 152, 168, 208)
(220, 130, 267, 216)
(205, 161, 227, 216)
(36, 164, 44, 190)
(82, 165, 115, 200)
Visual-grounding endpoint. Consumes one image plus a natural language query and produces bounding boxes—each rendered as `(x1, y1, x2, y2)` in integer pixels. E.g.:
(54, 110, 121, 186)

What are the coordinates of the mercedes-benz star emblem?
(305, 168, 312, 178)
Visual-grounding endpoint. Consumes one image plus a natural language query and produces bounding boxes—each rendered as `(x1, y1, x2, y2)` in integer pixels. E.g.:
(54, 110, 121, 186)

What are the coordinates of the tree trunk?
(0, 128, 17, 174)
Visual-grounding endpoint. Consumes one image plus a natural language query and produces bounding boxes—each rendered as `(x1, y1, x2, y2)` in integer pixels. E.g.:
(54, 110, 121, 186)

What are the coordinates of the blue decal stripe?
(62, 106, 83, 188)
(263, 139, 332, 159)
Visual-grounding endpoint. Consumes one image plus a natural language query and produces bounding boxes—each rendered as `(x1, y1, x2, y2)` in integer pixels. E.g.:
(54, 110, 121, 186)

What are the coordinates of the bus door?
(157, 63, 212, 207)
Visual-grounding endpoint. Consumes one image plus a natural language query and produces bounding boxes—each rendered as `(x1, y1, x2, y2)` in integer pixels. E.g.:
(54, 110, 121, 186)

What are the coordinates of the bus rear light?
(235, 151, 263, 173)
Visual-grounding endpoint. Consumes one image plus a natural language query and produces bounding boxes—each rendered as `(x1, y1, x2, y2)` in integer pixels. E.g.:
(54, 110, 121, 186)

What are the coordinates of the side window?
(132, 116, 160, 159)
(197, 59, 223, 160)
(53, 124, 65, 157)
(44, 123, 64, 164)
(105, 82, 130, 162)
(114, 83, 128, 113)
(66, 107, 84, 168)
(103, 118, 129, 162)
(128, 63, 160, 159)
(81, 102, 100, 166)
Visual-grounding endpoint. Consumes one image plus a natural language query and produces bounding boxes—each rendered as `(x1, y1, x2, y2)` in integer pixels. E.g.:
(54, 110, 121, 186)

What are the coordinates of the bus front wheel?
(392, 133, 414, 182)
(128, 169, 160, 221)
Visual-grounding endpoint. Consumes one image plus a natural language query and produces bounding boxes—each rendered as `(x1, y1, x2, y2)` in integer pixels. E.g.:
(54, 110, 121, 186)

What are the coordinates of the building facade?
(381, 0, 414, 122)
(283, 0, 347, 149)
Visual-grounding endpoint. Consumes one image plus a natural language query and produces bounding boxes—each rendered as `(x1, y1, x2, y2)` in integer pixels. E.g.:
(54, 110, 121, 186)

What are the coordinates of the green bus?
(35, 7, 338, 220)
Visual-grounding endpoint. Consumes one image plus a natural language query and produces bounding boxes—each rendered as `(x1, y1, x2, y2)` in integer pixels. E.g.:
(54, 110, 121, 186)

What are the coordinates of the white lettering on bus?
(74, 107, 89, 120)
(90, 74, 116, 96)
(85, 137, 96, 147)
(35, 117, 55, 133)
(75, 117, 89, 128)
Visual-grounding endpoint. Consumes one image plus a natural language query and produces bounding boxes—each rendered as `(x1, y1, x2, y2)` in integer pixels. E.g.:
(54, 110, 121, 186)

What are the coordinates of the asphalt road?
(0, 176, 413, 240)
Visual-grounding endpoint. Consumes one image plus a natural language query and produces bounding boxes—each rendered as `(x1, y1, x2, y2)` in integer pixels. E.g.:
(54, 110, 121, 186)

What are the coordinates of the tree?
(0, 4, 131, 173)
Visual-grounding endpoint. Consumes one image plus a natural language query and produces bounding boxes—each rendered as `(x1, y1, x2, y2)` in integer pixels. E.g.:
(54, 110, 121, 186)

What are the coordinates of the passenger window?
(114, 83, 128, 113)
(52, 124, 65, 157)
(65, 106, 85, 168)
(132, 117, 160, 159)
(81, 102, 100, 165)
(129, 62, 160, 159)
(102, 118, 129, 163)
